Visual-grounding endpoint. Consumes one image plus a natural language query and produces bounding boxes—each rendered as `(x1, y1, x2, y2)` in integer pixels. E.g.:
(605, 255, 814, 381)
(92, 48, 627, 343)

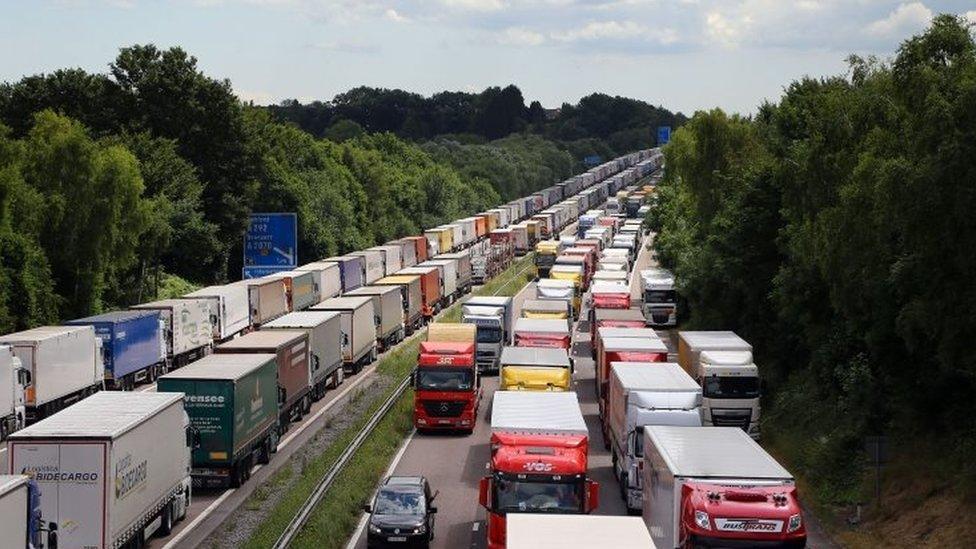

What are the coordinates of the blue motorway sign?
(584, 155, 603, 167)
(657, 126, 672, 145)
(243, 213, 297, 279)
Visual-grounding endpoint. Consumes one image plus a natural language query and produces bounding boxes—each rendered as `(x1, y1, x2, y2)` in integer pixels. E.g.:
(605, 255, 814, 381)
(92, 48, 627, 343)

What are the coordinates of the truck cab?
(463, 297, 512, 375)
(1, 346, 27, 440)
(641, 268, 678, 327)
(533, 241, 559, 280)
(481, 392, 599, 549)
(413, 341, 480, 433)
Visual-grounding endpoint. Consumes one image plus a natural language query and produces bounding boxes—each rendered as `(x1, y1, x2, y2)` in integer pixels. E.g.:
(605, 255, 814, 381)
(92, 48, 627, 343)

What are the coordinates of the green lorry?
(158, 353, 279, 488)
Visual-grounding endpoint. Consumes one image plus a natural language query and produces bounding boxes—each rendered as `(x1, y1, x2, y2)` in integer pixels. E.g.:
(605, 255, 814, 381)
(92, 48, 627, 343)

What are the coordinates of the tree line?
(651, 15, 976, 502)
(268, 86, 686, 159)
(0, 45, 583, 332)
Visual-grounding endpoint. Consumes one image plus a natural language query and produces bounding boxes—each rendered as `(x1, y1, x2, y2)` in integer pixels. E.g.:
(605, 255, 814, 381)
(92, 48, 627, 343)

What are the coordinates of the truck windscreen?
(643, 290, 676, 303)
(416, 368, 474, 391)
(477, 326, 503, 344)
(704, 376, 760, 399)
(493, 477, 584, 514)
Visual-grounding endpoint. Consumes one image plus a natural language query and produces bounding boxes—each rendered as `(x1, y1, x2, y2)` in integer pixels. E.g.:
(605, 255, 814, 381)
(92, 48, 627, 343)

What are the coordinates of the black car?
(364, 476, 438, 548)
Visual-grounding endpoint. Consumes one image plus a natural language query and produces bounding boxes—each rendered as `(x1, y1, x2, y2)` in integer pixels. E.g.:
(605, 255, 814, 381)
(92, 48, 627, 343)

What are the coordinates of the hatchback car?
(364, 476, 438, 548)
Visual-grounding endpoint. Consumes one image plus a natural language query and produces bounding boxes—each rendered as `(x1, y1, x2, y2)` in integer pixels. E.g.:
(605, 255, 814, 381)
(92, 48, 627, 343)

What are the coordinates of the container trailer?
(349, 250, 385, 285)
(158, 354, 279, 488)
(373, 275, 424, 333)
(345, 285, 407, 350)
(8, 392, 192, 548)
(215, 330, 312, 428)
(642, 426, 806, 548)
(311, 296, 378, 373)
(130, 299, 213, 365)
(294, 261, 342, 300)
(263, 311, 344, 400)
(66, 310, 166, 390)
(0, 326, 104, 423)
(506, 515, 655, 549)
(239, 277, 289, 327)
(265, 270, 320, 312)
(185, 282, 251, 342)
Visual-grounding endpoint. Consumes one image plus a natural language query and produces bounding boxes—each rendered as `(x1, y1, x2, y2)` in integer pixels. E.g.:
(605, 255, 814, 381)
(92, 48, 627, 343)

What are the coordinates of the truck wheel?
(230, 464, 243, 488)
(302, 395, 312, 414)
(158, 501, 174, 536)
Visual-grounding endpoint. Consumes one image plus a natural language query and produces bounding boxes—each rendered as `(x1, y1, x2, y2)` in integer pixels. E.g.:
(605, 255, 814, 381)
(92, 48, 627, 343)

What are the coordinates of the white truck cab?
(640, 268, 677, 327)
(1, 346, 28, 440)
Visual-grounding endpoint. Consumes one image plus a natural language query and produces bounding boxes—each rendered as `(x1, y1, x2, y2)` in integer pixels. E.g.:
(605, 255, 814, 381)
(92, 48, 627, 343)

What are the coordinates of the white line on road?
(345, 428, 417, 549)
(161, 487, 236, 549)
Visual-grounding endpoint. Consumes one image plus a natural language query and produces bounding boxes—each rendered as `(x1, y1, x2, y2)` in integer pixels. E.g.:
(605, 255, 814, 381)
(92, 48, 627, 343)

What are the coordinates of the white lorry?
(131, 299, 214, 366)
(677, 331, 761, 439)
(185, 282, 251, 341)
(263, 310, 345, 401)
(311, 296, 378, 374)
(0, 326, 104, 424)
(641, 268, 678, 327)
(1, 345, 29, 440)
(462, 297, 513, 374)
(506, 514, 656, 549)
(8, 392, 193, 549)
(607, 362, 702, 513)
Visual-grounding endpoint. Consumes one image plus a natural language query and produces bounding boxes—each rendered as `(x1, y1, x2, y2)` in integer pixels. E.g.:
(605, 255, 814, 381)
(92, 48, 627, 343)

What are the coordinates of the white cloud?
(963, 10, 976, 25)
(866, 2, 932, 38)
(440, 0, 504, 11)
(497, 27, 547, 46)
(385, 8, 409, 22)
(705, 10, 752, 48)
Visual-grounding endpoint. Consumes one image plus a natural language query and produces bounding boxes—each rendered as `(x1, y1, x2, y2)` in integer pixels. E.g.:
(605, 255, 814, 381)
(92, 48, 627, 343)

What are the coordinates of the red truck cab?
(413, 341, 480, 433)
(481, 392, 598, 549)
(681, 482, 807, 547)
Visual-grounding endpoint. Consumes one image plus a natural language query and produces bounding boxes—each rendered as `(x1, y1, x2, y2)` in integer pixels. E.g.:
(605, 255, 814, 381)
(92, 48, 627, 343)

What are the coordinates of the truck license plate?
(438, 419, 452, 425)
(388, 536, 407, 542)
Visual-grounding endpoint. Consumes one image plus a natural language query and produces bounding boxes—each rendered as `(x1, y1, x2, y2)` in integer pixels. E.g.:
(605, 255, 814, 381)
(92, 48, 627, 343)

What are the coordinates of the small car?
(364, 476, 438, 548)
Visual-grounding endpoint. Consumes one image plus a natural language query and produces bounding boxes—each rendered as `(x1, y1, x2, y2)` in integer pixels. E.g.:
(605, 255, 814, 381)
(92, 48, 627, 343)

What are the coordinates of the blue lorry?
(65, 310, 165, 390)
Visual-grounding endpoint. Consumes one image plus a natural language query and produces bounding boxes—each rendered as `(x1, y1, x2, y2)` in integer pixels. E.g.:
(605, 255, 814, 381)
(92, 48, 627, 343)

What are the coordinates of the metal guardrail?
(273, 374, 413, 548)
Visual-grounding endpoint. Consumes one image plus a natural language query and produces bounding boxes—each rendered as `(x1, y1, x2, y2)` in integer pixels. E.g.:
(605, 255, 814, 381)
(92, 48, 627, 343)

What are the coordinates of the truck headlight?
(695, 510, 711, 530)
(788, 514, 802, 533)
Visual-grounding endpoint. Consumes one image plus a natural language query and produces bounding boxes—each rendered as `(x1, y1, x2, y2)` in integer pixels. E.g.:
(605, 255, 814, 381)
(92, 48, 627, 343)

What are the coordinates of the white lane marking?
(345, 428, 417, 549)
(161, 487, 236, 549)
(139, 383, 157, 392)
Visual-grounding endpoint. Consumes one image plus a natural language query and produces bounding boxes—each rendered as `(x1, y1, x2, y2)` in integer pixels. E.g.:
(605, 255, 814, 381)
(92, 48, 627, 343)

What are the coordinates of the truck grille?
(712, 412, 750, 431)
(423, 400, 466, 417)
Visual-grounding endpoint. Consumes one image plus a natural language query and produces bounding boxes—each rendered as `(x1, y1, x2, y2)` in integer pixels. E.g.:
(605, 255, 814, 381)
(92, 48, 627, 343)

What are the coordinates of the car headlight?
(788, 513, 802, 533)
(414, 524, 427, 534)
(368, 524, 382, 534)
(694, 510, 711, 530)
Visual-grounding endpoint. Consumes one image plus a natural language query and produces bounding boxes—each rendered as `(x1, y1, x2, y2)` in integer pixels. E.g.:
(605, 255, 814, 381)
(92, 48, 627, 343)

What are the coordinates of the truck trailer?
(642, 426, 806, 548)
(506, 515, 656, 549)
(373, 275, 424, 334)
(130, 299, 213, 366)
(499, 346, 572, 392)
(185, 282, 251, 341)
(395, 266, 442, 320)
(436, 251, 473, 295)
(481, 391, 598, 549)
(263, 311, 344, 400)
(607, 362, 702, 513)
(0, 474, 58, 549)
(266, 270, 320, 312)
(311, 296, 378, 373)
(240, 277, 290, 327)
(596, 335, 668, 420)
(66, 310, 166, 390)
(345, 285, 407, 350)
(295, 261, 343, 300)
(0, 346, 28, 440)
(513, 318, 571, 351)
(0, 326, 104, 423)
(8, 392, 192, 548)
(158, 354, 279, 488)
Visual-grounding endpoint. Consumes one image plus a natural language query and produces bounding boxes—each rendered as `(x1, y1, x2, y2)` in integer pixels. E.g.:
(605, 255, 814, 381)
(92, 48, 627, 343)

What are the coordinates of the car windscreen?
(374, 487, 425, 515)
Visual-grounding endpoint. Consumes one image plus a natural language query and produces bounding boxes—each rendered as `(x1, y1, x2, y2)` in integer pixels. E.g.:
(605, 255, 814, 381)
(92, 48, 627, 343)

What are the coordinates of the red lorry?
(480, 391, 599, 548)
(513, 318, 572, 351)
(396, 266, 441, 321)
(589, 309, 647, 355)
(413, 341, 480, 433)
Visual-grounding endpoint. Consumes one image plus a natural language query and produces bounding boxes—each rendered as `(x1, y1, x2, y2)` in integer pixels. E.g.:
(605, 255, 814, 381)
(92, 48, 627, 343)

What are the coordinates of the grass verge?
(438, 252, 535, 323)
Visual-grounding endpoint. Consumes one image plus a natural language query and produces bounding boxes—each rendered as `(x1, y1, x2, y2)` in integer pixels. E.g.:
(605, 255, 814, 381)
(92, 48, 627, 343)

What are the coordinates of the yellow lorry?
(499, 346, 573, 391)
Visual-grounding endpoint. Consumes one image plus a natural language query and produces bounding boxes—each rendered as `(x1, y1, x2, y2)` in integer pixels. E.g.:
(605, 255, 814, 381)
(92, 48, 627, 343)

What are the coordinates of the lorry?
(480, 391, 599, 549)
(0, 326, 104, 424)
(462, 296, 513, 374)
(311, 296, 378, 373)
(607, 362, 702, 513)
(506, 514, 655, 549)
(413, 330, 480, 433)
(266, 270, 320, 312)
(1, 346, 28, 440)
(325, 255, 365, 293)
(8, 392, 192, 547)
(513, 318, 571, 351)
(346, 285, 407, 350)
(424, 227, 452, 256)
(396, 266, 442, 319)
(596, 335, 668, 418)
(419, 259, 458, 304)
(295, 261, 343, 300)
(263, 311, 344, 401)
(533, 240, 559, 280)
(642, 426, 806, 549)
(519, 299, 571, 326)
(677, 332, 761, 439)
(1, 474, 58, 549)
(370, 245, 403, 276)
(641, 268, 678, 327)
(238, 277, 290, 327)
(593, 270, 628, 284)
(549, 264, 584, 312)
(590, 308, 648, 349)
(158, 354, 279, 488)
(499, 346, 572, 391)
(535, 279, 577, 321)
(373, 275, 425, 333)
(401, 235, 429, 264)
(349, 249, 385, 285)
(185, 282, 251, 341)
(436, 251, 473, 295)
(215, 330, 312, 430)
(472, 239, 514, 284)
(555, 255, 592, 290)
(66, 310, 166, 390)
(590, 281, 632, 312)
(130, 299, 213, 366)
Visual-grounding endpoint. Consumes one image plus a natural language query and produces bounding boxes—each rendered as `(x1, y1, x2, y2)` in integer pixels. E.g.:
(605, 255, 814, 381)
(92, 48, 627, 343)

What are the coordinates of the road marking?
(139, 383, 157, 392)
(345, 428, 417, 549)
(161, 487, 236, 549)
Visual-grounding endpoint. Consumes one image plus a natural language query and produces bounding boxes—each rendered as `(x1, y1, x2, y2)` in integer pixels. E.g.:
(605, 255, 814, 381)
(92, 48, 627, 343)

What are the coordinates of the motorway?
(349, 222, 657, 549)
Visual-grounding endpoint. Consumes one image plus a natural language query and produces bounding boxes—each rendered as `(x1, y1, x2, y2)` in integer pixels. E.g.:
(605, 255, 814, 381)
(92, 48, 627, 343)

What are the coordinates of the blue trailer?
(66, 310, 165, 390)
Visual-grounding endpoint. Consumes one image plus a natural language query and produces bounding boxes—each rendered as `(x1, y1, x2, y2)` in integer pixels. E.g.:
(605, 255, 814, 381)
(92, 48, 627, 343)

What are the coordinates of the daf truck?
(677, 331, 760, 439)
(641, 268, 678, 327)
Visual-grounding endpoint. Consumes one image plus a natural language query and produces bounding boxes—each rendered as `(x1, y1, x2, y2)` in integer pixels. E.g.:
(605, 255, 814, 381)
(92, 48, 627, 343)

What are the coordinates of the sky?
(1, 1, 975, 115)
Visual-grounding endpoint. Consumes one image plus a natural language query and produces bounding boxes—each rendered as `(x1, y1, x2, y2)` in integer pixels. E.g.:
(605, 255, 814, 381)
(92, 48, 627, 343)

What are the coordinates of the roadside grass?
(241, 253, 535, 548)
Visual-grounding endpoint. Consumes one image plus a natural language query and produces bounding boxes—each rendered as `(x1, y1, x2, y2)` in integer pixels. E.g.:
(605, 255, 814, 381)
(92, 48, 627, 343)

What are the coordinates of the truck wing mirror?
(585, 480, 600, 513)
(478, 477, 490, 509)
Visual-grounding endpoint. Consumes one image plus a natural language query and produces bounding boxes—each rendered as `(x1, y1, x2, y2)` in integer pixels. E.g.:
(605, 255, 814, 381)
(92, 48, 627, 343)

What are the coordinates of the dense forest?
(651, 15, 976, 504)
(268, 86, 685, 158)
(0, 44, 659, 332)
